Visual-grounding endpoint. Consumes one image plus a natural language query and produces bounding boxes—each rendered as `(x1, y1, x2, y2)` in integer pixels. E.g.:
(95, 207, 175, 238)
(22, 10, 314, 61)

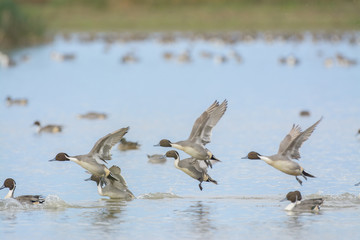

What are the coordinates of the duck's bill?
(355, 182, 360, 186)
(84, 177, 91, 181)
(280, 197, 287, 202)
(241, 156, 249, 159)
(0, 185, 5, 190)
(153, 144, 160, 147)
(48, 158, 56, 162)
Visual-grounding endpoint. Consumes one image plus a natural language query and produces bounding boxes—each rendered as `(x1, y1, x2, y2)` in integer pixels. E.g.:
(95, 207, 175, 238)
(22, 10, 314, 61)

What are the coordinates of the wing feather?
(278, 124, 302, 154)
(188, 100, 219, 141)
(282, 118, 322, 159)
(199, 100, 227, 145)
(89, 127, 129, 161)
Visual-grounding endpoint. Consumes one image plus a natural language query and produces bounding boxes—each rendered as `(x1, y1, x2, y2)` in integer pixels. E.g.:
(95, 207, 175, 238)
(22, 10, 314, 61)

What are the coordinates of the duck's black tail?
(302, 170, 316, 178)
(210, 155, 221, 162)
(206, 175, 218, 185)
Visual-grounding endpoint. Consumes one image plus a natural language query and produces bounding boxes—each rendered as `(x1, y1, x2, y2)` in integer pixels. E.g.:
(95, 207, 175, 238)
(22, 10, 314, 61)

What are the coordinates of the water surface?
(1, 32, 360, 239)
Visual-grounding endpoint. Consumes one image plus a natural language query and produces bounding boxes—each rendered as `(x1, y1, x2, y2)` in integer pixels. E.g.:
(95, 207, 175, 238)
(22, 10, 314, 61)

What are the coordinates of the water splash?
(137, 192, 182, 199)
(0, 195, 69, 211)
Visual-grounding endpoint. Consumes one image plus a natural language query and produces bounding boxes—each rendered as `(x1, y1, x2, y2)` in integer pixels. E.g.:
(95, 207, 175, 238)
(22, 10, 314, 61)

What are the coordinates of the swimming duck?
(147, 154, 167, 164)
(51, 51, 75, 61)
(6, 96, 28, 106)
(33, 121, 63, 134)
(118, 138, 140, 151)
(282, 191, 323, 211)
(0, 178, 45, 204)
(299, 110, 310, 117)
(77, 112, 107, 120)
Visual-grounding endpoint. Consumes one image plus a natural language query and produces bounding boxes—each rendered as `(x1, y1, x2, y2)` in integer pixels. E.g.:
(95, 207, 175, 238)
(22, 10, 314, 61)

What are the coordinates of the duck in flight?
(165, 150, 217, 191)
(156, 100, 227, 168)
(243, 118, 322, 185)
(50, 127, 129, 183)
(86, 165, 135, 200)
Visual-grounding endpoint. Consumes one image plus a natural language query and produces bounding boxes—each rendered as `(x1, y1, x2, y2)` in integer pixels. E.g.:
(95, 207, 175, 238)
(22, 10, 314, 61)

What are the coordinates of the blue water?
(1, 32, 360, 239)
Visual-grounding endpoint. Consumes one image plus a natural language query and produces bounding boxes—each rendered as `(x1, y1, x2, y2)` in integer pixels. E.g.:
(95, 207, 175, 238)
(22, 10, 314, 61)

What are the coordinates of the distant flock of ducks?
(1, 31, 358, 68)
(4, 98, 358, 212)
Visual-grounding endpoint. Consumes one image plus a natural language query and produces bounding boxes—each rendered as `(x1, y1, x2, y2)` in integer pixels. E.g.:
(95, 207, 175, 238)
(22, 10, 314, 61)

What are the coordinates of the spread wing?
(278, 124, 302, 154)
(179, 157, 207, 174)
(188, 100, 219, 142)
(188, 100, 227, 145)
(109, 165, 128, 187)
(282, 117, 322, 160)
(197, 159, 219, 169)
(183, 157, 218, 172)
(89, 127, 129, 161)
(198, 100, 227, 145)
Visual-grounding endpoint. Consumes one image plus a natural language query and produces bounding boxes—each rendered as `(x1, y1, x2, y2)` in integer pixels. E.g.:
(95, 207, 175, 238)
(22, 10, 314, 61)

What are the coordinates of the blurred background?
(1, 0, 359, 49)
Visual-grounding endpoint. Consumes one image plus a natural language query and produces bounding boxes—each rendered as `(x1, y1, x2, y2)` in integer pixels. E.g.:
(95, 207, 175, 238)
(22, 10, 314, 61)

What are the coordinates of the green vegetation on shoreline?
(1, 0, 359, 49)
(21, 0, 360, 32)
(0, 0, 46, 49)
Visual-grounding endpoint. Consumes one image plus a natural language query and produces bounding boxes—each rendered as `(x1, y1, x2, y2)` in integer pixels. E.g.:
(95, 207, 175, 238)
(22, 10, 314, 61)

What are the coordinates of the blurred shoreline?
(2, 0, 359, 50)
(21, 0, 360, 32)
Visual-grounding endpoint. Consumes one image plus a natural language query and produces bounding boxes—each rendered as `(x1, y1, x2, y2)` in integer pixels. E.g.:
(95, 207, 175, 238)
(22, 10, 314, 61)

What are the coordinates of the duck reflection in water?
(183, 201, 216, 235)
(84, 200, 128, 231)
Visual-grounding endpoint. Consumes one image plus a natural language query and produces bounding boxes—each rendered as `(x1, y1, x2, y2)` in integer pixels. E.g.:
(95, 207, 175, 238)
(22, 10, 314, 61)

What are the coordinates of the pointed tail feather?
(207, 175, 218, 185)
(302, 170, 315, 178)
(210, 155, 221, 162)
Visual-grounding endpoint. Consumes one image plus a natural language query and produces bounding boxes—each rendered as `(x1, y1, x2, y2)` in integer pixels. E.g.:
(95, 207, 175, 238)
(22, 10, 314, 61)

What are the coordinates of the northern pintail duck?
(281, 191, 323, 211)
(33, 121, 63, 133)
(121, 52, 139, 64)
(163, 51, 174, 60)
(213, 55, 227, 64)
(228, 49, 242, 63)
(324, 58, 334, 68)
(0, 178, 45, 204)
(199, 51, 213, 59)
(279, 55, 300, 66)
(336, 53, 357, 67)
(51, 51, 75, 61)
(147, 154, 167, 164)
(50, 127, 129, 182)
(77, 112, 107, 120)
(156, 100, 227, 168)
(165, 150, 217, 191)
(86, 165, 135, 200)
(118, 138, 140, 151)
(243, 117, 322, 185)
(6, 96, 28, 106)
(177, 50, 191, 63)
(299, 110, 310, 117)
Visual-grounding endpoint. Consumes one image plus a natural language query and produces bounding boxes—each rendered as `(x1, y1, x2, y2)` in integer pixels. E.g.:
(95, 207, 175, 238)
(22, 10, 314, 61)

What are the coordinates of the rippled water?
(1, 32, 360, 239)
